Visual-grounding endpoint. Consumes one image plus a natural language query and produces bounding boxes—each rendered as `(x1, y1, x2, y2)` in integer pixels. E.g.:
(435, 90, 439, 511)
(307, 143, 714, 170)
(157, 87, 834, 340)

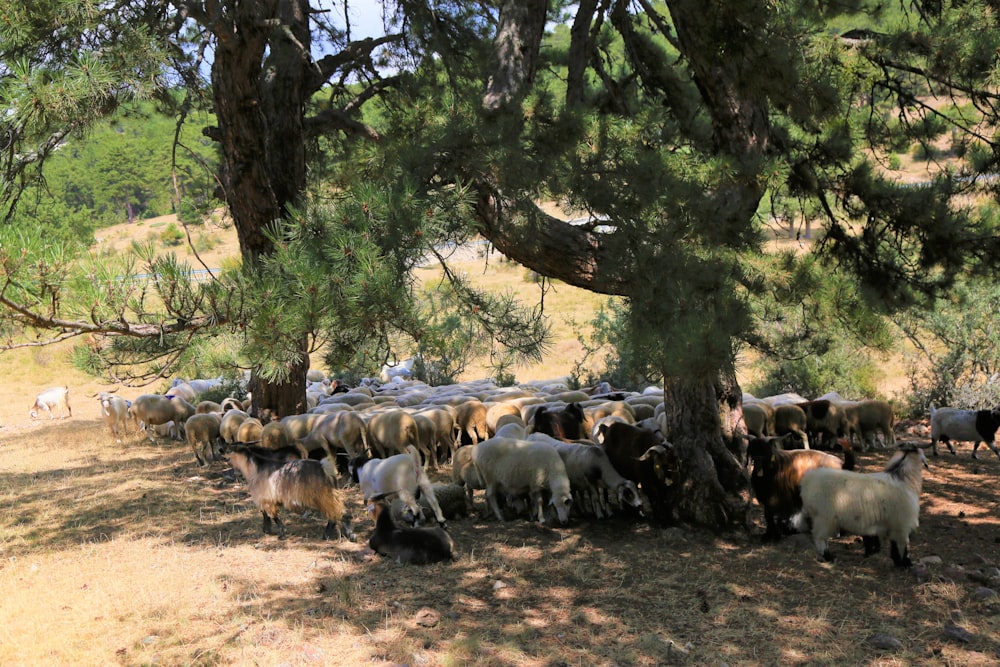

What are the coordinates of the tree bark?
(659, 371, 748, 530)
(208, 0, 310, 417)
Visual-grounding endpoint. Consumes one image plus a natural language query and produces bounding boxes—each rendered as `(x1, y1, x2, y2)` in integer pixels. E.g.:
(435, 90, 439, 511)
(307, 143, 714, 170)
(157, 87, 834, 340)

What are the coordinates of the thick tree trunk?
(660, 372, 749, 531)
(208, 0, 310, 417)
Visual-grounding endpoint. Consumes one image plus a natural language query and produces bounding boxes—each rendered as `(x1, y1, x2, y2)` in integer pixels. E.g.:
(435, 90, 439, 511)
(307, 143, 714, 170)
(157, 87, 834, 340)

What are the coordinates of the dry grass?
(2, 407, 1000, 666)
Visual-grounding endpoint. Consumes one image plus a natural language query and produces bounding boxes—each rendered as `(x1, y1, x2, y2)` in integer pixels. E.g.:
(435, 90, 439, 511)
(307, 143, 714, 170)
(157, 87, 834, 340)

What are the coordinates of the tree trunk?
(208, 0, 310, 417)
(660, 371, 749, 531)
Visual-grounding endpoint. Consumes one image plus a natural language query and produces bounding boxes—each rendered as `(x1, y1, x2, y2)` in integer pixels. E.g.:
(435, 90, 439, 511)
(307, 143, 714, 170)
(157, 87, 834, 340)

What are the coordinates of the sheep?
(390, 483, 470, 523)
(795, 442, 929, 566)
(850, 399, 896, 447)
(797, 399, 848, 449)
(454, 399, 490, 447)
(195, 400, 223, 414)
(929, 404, 1000, 460)
(224, 443, 355, 541)
(30, 386, 72, 420)
(92, 390, 129, 441)
(379, 356, 418, 383)
(236, 417, 264, 444)
(366, 409, 434, 467)
(219, 409, 250, 444)
(349, 445, 447, 526)
(471, 436, 574, 525)
(598, 421, 675, 521)
(773, 403, 810, 449)
(528, 433, 644, 519)
(368, 500, 456, 565)
(486, 401, 524, 436)
(452, 445, 485, 515)
(185, 413, 223, 466)
(414, 406, 459, 463)
(743, 400, 774, 438)
(128, 394, 184, 443)
(495, 420, 527, 439)
(531, 402, 586, 441)
(297, 410, 369, 461)
(746, 436, 854, 541)
(168, 396, 197, 439)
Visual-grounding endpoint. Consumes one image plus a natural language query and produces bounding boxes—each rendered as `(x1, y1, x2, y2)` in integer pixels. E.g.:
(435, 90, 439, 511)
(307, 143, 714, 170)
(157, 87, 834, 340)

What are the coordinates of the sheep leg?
(889, 540, 911, 567)
(485, 484, 507, 522)
(862, 535, 881, 556)
(531, 490, 547, 525)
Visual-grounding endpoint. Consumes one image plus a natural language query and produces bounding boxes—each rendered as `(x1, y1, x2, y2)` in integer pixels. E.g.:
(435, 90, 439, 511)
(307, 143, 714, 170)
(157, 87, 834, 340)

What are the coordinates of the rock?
(943, 624, 974, 644)
(867, 634, 903, 651)
(972, 587, 997, 600)
(414, 607, 440, 628)
(492, 580, 508, 591)
(919, 555, 943, 566)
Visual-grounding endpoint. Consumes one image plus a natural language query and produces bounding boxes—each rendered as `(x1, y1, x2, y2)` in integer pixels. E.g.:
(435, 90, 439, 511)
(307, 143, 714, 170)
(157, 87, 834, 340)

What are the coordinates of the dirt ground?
(1, 405, 999, 666)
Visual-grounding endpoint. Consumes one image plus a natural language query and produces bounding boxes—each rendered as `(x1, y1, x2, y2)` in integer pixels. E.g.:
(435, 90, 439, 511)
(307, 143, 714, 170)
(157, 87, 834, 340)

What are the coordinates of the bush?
(160, 223, 185, 246)
(898, 278, 1000, 418)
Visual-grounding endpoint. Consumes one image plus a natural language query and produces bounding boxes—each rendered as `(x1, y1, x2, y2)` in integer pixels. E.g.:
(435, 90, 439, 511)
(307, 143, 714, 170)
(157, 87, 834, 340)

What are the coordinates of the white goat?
(929, 404, 1000, 460)
(795, 443, 929, 566)
(30, 386, 72, 420)
(350, 445, 447, 526)
(92, 390, 130, 441)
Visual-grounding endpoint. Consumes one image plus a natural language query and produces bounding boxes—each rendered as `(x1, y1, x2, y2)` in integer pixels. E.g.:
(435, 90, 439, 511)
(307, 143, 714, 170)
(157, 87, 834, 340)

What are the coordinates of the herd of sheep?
(26, 370, 1000, 566)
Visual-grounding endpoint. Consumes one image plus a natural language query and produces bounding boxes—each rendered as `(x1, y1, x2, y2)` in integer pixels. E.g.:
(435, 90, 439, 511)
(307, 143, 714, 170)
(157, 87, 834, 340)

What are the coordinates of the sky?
(321, 0, 391, 39)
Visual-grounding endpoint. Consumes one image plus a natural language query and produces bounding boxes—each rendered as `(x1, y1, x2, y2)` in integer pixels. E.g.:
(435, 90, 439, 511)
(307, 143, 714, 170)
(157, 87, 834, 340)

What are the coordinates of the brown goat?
(747, 436, 853, 541)
(225, 444, 355, 541)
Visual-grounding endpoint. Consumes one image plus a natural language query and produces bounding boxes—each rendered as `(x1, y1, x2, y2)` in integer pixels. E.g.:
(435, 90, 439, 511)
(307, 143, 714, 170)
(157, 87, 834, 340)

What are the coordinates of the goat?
(368, 499, 456, 565)
(224, 443, 355, 541)
(929, 403, 1000, 460)
(30, 386, 72, 420)
(746, 436, 854, 541)
(92, 390, 129, 441)
(794, 442, 929, 566)
(350, 445, 447, 526)
(599, 421, 676, 522)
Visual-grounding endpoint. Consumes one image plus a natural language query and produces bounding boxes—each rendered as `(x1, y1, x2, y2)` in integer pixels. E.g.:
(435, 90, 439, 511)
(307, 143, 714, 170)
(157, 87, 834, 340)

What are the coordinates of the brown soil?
(1, 413, 998, 666)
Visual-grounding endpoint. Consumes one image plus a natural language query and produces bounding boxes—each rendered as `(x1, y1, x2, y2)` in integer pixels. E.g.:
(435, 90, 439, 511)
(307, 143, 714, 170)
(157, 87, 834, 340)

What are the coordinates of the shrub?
(160, 223, 185, 246)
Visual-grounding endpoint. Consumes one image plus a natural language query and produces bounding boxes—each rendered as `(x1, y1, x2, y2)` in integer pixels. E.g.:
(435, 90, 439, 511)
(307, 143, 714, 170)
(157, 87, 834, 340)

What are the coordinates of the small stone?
(919, 555, 943, 566)
(973, 587, 997, 600)
(867, 634, 903, 651)
(415, 608, 440, 628)
(492, 580, 507, 591)
(944, 624, 974, 644)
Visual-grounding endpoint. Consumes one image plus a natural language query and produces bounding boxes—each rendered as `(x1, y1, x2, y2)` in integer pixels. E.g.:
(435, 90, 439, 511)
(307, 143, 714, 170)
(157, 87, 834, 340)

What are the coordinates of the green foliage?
(160, 223, 185, 246)
(571, 298, 662, 391)
(9, 105, 218, 234)
(897, 278, 1000, 418)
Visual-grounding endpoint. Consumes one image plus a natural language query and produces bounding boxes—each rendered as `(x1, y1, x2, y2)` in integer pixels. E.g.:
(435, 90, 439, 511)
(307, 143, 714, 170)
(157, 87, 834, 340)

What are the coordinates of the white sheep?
(349, 445, 447, 526)
(30, 386, 72, 420)
(528, 433, 644, 519)
(471, 436, 574, 525)
(794, 442, 929, 566)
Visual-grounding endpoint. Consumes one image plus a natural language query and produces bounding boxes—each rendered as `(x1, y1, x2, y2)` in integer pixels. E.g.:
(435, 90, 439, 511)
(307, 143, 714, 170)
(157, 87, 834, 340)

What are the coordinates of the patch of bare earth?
(1, 415, 999, 666)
